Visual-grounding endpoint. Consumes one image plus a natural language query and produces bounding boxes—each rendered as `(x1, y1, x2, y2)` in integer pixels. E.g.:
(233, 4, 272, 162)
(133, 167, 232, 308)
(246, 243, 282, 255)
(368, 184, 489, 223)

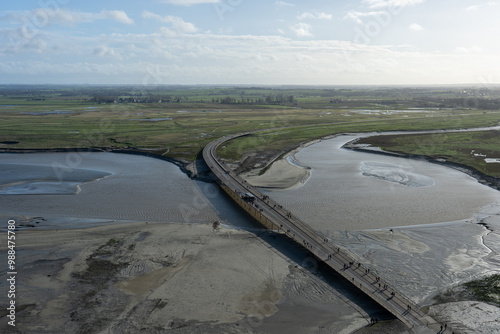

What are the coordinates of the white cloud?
(0, 28, 66, 56)
(466, 5, 479, 11)
(1, 25, 499, 85)
(253, 53, 279, 62)
(275, 1, 295, 8)
(290, 23, 313, 37)
(409, 23, 424, 31)
(455, 46, 483, 54)
(295, 53, 314, 62)
(344, 10, 386, 24)
(92, 46, 122, 59)
(298, 11, 332, 20)
(102, 10, 134, 25)
(0, 8, 134, 27)
(142, 11, 162, 21)
(363, 0, 425, 9)
(142, 11, 198, 33)
(465, 1, 496, 11)
(164, 16, 198, 33)
(161, 0, 221, 5)
(158, 26, 177, 37)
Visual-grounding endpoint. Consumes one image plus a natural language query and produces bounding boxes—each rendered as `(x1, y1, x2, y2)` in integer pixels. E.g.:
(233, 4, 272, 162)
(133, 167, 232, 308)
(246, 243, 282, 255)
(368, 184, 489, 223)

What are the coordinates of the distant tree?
(222, 96, 234, 104)
(93, 95, 117, 103)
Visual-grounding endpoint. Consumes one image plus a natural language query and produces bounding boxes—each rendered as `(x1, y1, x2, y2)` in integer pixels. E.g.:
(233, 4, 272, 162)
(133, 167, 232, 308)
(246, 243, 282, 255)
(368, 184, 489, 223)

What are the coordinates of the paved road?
(203, 133, 439, 330)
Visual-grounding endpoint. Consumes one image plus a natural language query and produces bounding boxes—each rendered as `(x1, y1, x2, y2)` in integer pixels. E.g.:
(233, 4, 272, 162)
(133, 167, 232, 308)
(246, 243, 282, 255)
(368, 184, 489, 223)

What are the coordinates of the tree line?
(215, 94, 295, 105)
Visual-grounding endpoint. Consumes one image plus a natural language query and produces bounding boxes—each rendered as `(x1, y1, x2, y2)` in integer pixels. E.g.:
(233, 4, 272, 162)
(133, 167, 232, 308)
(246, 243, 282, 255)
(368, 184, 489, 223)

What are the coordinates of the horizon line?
(1, 83, 500, 88)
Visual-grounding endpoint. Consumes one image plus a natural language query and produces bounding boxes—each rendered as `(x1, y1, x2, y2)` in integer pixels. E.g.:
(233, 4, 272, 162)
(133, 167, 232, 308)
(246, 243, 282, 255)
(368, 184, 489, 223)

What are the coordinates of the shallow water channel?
(263, 133, 500, 231)
(0, 152, 252, 229)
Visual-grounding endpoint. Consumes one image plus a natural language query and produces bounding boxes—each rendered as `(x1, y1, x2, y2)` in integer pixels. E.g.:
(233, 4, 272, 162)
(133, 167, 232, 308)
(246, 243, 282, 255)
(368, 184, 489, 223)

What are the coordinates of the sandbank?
(240, 157, 310, 190)
(240, 141, 318, 190)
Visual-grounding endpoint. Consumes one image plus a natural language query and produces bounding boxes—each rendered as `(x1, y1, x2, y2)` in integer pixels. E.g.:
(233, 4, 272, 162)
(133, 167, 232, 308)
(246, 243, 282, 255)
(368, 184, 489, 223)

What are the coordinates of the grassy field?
(216, 111, 500, 161)
(1, 85, 500, 166)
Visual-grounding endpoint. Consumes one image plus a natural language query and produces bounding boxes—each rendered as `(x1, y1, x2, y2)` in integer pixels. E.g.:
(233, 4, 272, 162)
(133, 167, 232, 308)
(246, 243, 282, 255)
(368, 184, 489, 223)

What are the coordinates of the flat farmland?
(2, 85, 500, 165)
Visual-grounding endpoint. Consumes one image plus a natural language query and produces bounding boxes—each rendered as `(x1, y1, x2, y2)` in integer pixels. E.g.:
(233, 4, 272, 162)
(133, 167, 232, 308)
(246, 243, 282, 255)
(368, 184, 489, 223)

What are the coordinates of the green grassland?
(2, 85, 500, 166)
(216, 111, 500, 161)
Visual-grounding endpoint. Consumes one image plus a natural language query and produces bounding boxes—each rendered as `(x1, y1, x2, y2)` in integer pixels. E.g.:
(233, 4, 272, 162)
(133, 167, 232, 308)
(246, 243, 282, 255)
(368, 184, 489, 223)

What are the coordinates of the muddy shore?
(238, 141, 317, 190)
(3, 127, 500, 193)
(0, 220, 387, 333)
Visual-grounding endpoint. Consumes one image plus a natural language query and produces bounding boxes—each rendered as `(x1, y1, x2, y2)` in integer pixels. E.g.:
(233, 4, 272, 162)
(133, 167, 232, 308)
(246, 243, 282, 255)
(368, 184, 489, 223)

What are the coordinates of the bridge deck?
(203, 134, 438, 330)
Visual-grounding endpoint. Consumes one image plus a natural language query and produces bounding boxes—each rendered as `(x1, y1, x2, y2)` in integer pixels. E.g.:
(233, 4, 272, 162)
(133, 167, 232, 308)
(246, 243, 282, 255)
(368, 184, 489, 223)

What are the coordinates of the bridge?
(203, 133, 439, 330)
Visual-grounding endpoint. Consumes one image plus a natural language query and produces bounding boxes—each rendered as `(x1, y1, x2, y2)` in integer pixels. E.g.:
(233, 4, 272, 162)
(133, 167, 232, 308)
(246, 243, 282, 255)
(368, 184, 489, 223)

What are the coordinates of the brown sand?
(240, 145, 313, 190)
(2, 220, 371, 333)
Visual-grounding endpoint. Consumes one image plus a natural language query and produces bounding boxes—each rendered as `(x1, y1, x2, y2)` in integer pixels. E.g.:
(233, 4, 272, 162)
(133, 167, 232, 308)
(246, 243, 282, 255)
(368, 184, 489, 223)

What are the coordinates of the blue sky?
(0, 0, 499, 85)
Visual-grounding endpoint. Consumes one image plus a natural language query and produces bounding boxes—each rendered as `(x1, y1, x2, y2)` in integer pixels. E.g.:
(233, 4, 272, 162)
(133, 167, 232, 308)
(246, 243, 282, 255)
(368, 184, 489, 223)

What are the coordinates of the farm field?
(1, 85, 500, 170)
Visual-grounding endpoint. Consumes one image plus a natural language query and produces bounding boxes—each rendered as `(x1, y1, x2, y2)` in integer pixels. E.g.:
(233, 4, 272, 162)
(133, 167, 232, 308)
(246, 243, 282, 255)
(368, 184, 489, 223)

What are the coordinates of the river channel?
(263, 133, 500, 231)
(2, 130, 500, 233)
(0, 152, 253, 229)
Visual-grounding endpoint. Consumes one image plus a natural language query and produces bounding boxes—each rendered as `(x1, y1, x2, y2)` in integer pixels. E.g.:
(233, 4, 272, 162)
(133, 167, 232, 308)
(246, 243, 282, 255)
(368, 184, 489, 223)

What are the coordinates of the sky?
(0, 0, 499, 85)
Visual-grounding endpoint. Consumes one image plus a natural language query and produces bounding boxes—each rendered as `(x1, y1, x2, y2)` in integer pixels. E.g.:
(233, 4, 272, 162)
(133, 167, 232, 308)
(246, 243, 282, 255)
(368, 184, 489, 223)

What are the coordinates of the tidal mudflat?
(2, 137, 500, 333)
(0, 152, 384, 333)
(257, 133, 500, 333)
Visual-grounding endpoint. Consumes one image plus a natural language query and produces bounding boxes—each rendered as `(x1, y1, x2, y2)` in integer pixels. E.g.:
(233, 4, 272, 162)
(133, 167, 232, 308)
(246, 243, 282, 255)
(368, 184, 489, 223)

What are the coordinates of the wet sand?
(0, 152, 385, 333)
(240, 144, 312, 190)
(240, 158, 311, 190)
(0, 220, 381, 333)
